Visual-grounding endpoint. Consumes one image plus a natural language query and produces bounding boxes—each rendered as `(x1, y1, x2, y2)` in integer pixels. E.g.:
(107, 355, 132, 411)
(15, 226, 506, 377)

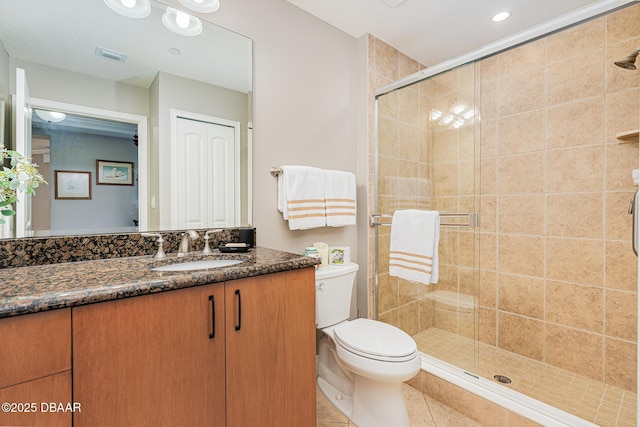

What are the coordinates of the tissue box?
(329, 246, 351, 265)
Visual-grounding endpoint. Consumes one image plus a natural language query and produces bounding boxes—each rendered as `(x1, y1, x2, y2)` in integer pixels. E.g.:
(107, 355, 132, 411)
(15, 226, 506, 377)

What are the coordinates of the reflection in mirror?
(0, 0, 253, 239)
(31, 110, 139, 236)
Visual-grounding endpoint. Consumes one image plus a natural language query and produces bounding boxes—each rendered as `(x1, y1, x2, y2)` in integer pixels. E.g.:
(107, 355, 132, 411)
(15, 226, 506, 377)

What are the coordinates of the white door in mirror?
(172, 112, 240, 229)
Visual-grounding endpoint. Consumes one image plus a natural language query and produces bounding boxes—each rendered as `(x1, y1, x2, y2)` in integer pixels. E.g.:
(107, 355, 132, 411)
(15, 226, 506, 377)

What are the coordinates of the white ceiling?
(285, 0, 627, 67)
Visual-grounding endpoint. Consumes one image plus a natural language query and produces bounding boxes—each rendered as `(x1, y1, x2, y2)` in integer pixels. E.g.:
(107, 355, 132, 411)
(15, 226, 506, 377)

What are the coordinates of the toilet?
(316, 263, 421, 427)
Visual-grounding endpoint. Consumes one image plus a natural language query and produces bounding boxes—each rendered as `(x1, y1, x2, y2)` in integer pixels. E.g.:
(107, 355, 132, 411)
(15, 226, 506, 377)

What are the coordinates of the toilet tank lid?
(315, 262, 359, 280)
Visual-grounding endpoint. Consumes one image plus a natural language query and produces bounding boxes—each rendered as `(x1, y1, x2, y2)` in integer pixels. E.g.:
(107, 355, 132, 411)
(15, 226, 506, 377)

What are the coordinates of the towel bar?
(370, 213, 479, 228)
(270, 167, 283, 177)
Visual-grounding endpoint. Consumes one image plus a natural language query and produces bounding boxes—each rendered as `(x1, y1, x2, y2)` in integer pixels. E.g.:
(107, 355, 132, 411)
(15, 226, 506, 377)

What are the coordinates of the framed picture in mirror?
(96, 160, 134, 186)
(55, 170, 92, 200)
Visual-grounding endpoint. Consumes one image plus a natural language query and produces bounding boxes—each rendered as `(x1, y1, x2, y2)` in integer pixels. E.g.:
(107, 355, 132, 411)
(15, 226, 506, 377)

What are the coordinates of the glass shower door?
(374, 62, 480, 375)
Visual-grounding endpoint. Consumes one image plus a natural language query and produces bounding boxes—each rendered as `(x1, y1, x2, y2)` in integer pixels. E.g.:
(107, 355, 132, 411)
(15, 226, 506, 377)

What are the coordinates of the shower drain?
(493, 374, 512, 384)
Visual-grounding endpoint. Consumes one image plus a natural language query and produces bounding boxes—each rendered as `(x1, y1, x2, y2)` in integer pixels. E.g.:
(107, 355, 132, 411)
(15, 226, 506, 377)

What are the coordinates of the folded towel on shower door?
(277, 165, 326, 230)
(324, 169, 357, 227)
(389, 209, 440, 285)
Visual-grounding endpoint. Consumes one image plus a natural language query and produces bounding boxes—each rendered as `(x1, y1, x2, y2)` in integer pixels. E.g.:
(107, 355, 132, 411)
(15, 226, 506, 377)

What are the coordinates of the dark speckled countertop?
(0, 247, 318, 318)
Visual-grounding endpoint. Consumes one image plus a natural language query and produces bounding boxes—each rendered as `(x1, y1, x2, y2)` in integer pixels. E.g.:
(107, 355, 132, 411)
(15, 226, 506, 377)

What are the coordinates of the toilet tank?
(315, 262, 359, 329)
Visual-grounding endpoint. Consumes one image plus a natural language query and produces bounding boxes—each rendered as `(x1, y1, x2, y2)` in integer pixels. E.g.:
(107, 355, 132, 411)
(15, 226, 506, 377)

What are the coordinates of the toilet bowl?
(315, 263, 421, 427)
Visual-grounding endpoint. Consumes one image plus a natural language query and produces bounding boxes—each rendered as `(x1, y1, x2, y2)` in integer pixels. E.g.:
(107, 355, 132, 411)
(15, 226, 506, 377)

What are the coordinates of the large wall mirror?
(0, 0, 253, 239)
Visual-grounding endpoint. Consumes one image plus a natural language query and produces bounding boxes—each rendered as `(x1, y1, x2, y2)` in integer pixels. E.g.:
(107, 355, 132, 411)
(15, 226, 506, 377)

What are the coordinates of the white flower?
(0, 148, 47, 224)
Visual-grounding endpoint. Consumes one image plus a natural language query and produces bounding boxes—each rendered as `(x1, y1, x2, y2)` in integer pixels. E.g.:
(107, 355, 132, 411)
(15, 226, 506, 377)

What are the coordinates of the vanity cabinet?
(72, 282, 226, 426)
(225, 269, 316, 426)
(72, 267, 316, 427)
(0, 309, 72, 427)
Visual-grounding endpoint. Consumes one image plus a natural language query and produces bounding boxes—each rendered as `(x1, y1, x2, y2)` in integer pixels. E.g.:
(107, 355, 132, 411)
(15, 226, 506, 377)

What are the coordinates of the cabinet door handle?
(235, 289, 242, 331)
(209, 295, 215, 339)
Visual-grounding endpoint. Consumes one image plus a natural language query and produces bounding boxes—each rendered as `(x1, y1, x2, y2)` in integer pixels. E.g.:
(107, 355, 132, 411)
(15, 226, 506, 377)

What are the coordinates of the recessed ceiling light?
(103, 0, 151, 19)
(178, 0, 220, 13)
(162, 7, 203, 37)
(492, 11, 511, 23)
(35, 110, 66, 123)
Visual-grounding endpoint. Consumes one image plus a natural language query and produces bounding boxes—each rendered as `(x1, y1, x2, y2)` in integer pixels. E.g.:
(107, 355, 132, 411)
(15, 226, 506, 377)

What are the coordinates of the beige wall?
(10, 60, 149, 116)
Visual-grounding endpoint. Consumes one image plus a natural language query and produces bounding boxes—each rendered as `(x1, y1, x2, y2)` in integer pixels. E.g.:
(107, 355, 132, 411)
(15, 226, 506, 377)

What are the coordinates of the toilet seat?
(333, 318, 417, 362)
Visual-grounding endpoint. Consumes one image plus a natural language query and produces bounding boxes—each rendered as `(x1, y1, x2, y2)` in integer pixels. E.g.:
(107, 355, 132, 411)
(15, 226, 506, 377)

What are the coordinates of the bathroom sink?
(152, 259, 245, 272)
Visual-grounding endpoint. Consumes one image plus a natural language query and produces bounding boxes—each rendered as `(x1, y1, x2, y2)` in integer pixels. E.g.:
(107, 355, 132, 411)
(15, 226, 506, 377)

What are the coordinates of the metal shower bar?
(370, 213, 479, 228)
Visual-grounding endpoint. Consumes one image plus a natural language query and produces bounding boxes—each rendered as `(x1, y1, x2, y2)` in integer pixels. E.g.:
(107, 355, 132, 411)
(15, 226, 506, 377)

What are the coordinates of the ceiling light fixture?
(103, 0, 151, 18)
(178, 0, 220, 14)
(35, 110, 66, 123)
(492, 11, 511, 23)
(162, 7, 203, 36)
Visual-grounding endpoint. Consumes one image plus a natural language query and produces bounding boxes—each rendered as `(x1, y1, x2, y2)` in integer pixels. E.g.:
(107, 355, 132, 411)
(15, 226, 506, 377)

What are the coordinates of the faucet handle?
(141, 233, 167, 259)
(202, 229, 223, 254)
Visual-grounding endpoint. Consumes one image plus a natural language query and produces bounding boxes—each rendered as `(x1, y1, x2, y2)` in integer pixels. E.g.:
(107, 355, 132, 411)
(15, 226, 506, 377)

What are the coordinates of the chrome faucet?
(178, 230, 200, 257)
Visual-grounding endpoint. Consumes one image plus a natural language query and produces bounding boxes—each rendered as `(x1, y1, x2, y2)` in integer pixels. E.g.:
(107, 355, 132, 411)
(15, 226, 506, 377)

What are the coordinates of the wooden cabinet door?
(0, 371, 72, 427)
(73, 284, 226, 427)
(225, 268, 316, 426)
(0, 309, 70, 389)
(0, 309, 72, 427)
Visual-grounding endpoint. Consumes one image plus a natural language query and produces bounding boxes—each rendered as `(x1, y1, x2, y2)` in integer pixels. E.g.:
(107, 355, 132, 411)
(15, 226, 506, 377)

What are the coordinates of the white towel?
(324, 169, 356, 227)
(277, 165, 326, 230)
(389, 210, 439, 285)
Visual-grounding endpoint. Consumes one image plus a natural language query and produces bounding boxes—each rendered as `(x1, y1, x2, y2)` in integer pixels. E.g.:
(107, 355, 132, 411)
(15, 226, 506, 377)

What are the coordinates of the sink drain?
(493, 374, 512, 384)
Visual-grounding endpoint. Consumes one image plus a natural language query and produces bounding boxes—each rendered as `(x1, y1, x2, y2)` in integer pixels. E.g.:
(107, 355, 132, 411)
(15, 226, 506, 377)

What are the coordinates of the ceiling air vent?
(95, 46, 128, 63)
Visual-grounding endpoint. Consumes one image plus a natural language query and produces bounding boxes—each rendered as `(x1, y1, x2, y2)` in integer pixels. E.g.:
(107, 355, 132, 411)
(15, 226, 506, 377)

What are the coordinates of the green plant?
(0, 148, 47, 224)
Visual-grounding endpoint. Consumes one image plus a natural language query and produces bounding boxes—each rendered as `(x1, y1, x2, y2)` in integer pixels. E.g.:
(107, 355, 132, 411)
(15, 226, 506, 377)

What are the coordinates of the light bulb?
(176, 11, 190, 29)
(492, 11, 510, 22)
(163, 6, 202, 36)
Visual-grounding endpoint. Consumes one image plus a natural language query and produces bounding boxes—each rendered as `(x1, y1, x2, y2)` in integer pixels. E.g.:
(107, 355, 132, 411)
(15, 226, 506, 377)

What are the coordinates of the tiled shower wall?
(478, 5, 639, 392)
(368, 3, 640, 394)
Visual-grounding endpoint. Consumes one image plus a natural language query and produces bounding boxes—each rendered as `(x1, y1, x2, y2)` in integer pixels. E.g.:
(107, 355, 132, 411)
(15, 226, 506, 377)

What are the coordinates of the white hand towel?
(324, 169, 356, 227)
(389, 209, 439, 285)
(277, 165, 326, 230)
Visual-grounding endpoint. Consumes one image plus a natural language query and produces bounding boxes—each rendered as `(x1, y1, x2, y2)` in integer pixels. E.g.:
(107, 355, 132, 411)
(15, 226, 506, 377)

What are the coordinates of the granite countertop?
(0, 247, 318, 318)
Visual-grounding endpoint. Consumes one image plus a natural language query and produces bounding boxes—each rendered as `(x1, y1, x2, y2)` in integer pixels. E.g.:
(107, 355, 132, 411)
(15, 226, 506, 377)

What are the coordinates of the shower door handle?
(631, 189, 639, 256)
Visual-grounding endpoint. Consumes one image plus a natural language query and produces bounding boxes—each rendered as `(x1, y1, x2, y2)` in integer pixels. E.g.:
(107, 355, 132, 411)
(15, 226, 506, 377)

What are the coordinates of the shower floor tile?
(414, 327, 637, 427)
